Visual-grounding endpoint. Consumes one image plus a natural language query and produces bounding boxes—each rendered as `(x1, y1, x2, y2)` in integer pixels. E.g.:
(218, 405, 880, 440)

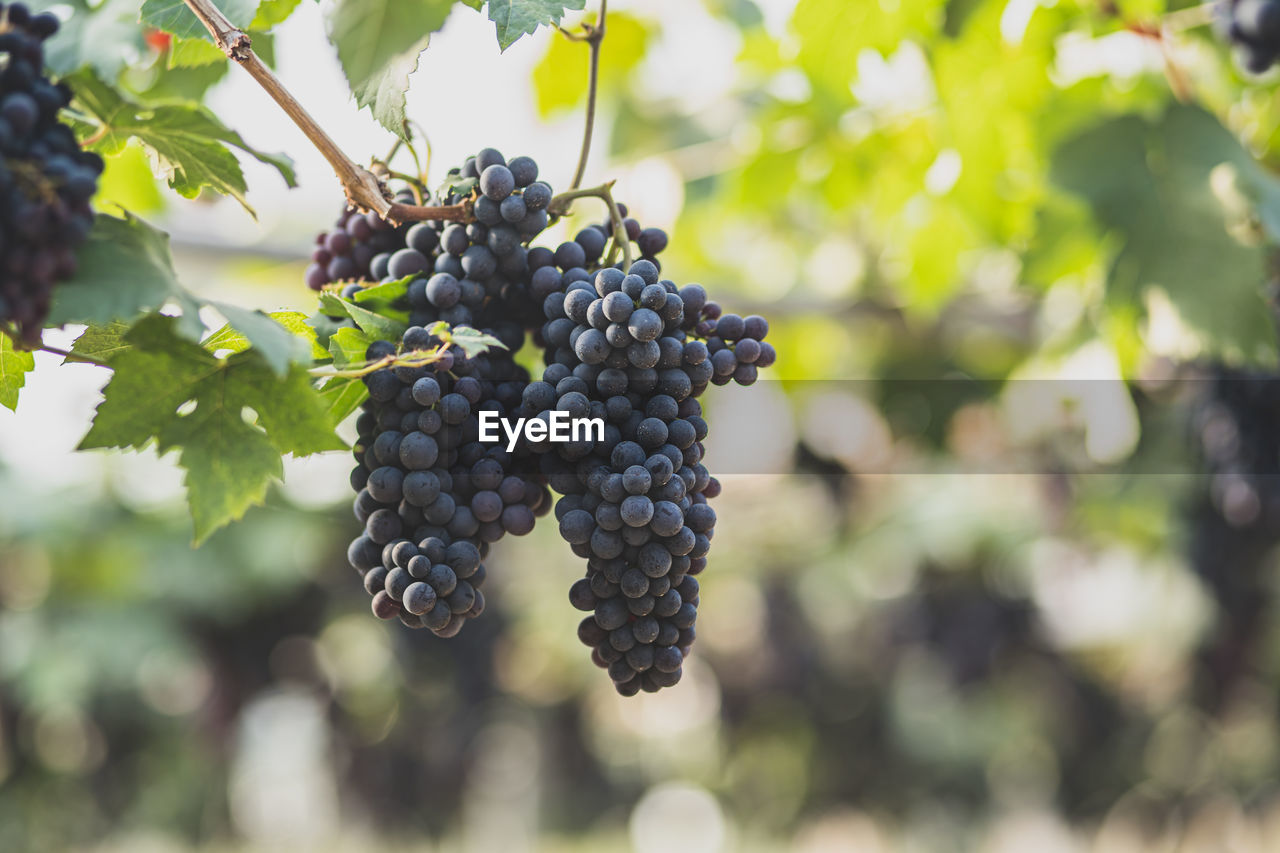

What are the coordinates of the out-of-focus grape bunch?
(0, 2, 103, 345)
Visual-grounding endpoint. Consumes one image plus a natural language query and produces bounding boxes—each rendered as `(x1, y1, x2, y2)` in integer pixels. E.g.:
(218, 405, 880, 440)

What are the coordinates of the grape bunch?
(305, 199, 411, 291)
(346, 325, 549, 636)
(522, 257, 774, 694)
(0, 3, 104, 345)
(404, 149, 553, 331)
(340, 148, 557, 635)
(1215, 0, 1280, 73)
(306, 147, 555, 300)
(333, 146, 775, 693)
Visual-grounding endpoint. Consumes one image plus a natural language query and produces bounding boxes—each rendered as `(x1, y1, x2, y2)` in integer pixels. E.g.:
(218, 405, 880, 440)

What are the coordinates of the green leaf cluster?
(79, 316, 343, 543)
(68, 71, 295, 216)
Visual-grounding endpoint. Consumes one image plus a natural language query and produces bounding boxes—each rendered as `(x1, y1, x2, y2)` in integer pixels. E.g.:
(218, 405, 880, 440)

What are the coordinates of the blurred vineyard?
(8, 0, 1280, 849)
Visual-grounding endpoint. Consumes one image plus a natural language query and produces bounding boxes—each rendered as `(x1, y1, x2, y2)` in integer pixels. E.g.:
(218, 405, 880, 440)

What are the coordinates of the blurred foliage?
(11, 0, 1280, 849)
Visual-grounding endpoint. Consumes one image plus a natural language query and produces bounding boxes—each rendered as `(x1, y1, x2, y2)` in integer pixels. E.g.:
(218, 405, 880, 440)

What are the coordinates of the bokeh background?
(6, 0, 1280, 849)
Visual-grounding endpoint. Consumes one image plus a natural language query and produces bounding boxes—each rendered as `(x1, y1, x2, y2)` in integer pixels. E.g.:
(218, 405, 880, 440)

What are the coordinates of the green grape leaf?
(79, 316, 343, 543)
(68, 71, 296, 214)
(167, 36, 226, 69)
(202, 311, 330, 363)
(449, 325, 507, 357)
(317, 377, 368, 426)
(252, 0, 304, 28)
(319, 293, 408, 342)
(326, 0, 454, 137)
(203, 303, 318, 376)
(270, 313, 332, 360)
(240, 364, 349, 458)
(140, 0, 261, 42)
(470, 0, 586, 51)
(318, 292, 350, 319)
(0, 336, 36, 412)
(80, 317, 220, 450)
(71, 322, 134, 364)
(307, 311, 351, 352)
(47, 213, 204, 340)
(352, 275, 412, 319)
(1053, 104, 1278, 363)
(438, 173, 477, 197)
(328, 325, 379, 368)
(166, 402, 284, 544)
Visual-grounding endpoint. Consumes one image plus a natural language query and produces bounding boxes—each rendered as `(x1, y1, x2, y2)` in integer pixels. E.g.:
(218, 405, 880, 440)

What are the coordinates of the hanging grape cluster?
(341, 148, 553, 636)
(528, 255, 772, 694)
(346, 326, 548, 636)
(328, 147, 775, 692)
(0, 3, 103, 345)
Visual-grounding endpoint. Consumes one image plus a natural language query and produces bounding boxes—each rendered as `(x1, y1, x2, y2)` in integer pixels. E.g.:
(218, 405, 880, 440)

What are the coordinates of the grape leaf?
(328, 326, 378, 368)
(0, 336, 36, 412)
(252, 0, 304, 29)
(80, 317, 221, 450)
(168, 36, 226, 69)
(68, 71, 296, 215)
(317, 377, 368, 426)
(327, 0, 454, 137)
(320, 293, 408, 342)
(71, 322, 134, 364)
(352, 275, 412, 319)
(307, 312, 351, 352)
(351, 276, 412, 305)
(47, 213, 204, 341)
(166, 403, 284, 544)
(204, 303, 318, 376)
(203, 311, 329, 362)
(1053, 104, 1278, 364)
(470, 0, 586, 51)
(140, 0, 261, 42)
(439, 174, 478, 197)
(245, 367, 350, 457)
(449, 326, 507, 357)
(80, 315, 344, 542)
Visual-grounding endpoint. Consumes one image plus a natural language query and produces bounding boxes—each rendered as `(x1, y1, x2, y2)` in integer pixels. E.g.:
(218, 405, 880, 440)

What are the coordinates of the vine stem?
(308, 347, 447, 380)
(179, 0, 471, 224)
(404, 120, 434, 182)
(568, 0, 607, 192)
(549, 180, 632, 271)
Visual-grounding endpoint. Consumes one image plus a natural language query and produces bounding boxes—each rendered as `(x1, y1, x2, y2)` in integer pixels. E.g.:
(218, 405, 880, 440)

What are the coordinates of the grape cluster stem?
(307, 345, 451, 380)
(548, 180, 632, 271)
(561, 0, 608, 192)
